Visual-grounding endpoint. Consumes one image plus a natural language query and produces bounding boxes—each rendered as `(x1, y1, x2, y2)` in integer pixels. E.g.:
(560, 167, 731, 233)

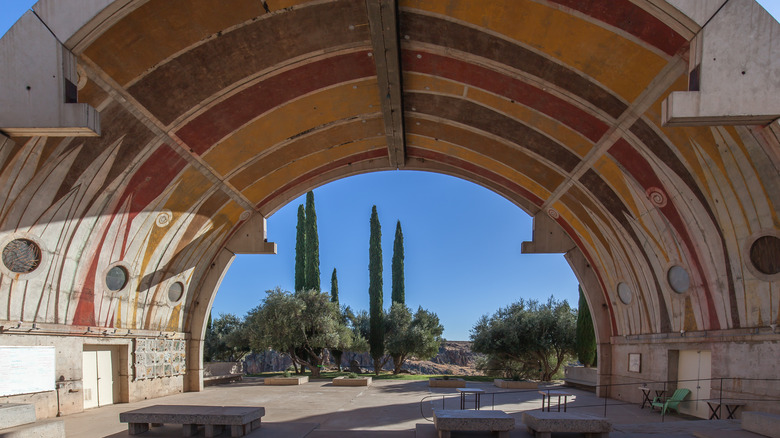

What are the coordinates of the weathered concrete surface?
(434, 409, 514, 437)
(742, 411, 780, 438)
(0, 419, 65, 438)
(522, 411, 611, 436)
(0, 404, 36, 429)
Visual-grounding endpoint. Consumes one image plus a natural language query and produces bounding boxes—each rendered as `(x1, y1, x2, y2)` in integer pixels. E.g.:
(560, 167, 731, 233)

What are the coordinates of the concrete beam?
(366, 0, 406, 168)
(0, 11, 99, 137)
(224, 214, 277, 255)
(521, 212, 576, 254)
(663, 0, 780, 126)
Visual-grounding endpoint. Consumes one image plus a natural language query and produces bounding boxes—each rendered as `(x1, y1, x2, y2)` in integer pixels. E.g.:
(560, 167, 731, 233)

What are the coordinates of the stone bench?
(522, 411, 611, 438)
(433, 409, 514, 438)
(119, 405, 264, 437)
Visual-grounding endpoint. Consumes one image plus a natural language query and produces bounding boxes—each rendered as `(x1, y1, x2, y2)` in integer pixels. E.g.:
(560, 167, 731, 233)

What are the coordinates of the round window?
(168, 281, 184, 302)
(750, 235, 780, 276)
(106, 265, 128, 291)
(667, 265, 690, 294)
(2, 238, 41, 273)
(617, 282, 632, 305)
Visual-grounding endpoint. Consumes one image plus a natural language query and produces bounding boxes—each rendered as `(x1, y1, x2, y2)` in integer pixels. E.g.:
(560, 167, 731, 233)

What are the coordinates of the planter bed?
(332, 376, 372, 387)
(429, 377, 466, 388)
(264, 376, 309, 385)
(493, 379, 538, 389)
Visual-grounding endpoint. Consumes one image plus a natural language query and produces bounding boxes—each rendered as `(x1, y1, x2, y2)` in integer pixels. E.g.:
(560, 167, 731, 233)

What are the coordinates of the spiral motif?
(547, 208, 560, 219)
(239, 210, 251, 221)
(155, 210, 173, 227)
(646, 187, 667, 208)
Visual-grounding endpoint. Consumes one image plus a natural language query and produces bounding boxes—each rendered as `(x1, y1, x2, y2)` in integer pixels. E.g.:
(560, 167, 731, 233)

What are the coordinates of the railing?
(418, 377, 780, 422)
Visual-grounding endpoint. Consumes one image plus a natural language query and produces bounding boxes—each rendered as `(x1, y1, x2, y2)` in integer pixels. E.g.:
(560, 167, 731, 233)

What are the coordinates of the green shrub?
(347, 372, 359, 379)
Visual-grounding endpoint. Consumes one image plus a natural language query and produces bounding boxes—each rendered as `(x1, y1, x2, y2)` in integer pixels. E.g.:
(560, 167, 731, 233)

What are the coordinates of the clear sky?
(2, 1, 779, 341)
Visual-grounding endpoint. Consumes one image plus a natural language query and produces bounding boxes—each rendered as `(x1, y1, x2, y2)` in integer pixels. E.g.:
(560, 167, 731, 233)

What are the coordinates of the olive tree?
(245, 287, 356, 378)
(204, 313, 251, 362)
(470, 297, 576, 381)
(385, 303, 444, 374)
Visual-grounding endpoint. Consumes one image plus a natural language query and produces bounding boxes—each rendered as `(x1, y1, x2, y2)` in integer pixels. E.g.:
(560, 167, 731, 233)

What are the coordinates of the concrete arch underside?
(0, 0, 778, 418)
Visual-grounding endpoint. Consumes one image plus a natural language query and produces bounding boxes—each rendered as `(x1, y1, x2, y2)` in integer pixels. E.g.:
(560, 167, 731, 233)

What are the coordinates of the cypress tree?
(331, 268, 339, 304)
(391, 220, 405, 305)
(368, 206, 384, 374)
(304, 191, 320, 291)
(575, 286, 597, 367)
(330, 267, 343, 371)
(294, 204, 306, 292)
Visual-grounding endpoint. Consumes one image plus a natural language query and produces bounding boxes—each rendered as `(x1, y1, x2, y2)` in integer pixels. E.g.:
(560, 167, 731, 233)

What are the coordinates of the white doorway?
(82, 347, 119, 409)
(677, 350, 711, 418)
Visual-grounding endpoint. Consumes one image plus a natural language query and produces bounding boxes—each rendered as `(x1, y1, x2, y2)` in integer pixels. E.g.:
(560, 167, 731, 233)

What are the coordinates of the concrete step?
(0, 419, 65, 438)
(0, 404, 36, 429)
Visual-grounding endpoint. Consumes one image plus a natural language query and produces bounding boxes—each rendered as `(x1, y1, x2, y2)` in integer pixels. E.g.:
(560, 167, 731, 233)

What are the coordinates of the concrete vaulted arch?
(0, 0, 778, 417)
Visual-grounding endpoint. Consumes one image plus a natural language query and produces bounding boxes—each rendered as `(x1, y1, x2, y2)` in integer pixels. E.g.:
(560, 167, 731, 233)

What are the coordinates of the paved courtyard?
(61, 378, 742, 437)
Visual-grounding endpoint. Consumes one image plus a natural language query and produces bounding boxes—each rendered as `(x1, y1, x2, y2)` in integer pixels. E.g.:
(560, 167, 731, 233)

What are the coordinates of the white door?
(96, 350, 114, 406)
(82, 351, 99, 409)
(678, 350, 711, 418)
(82, 348, 116, 409)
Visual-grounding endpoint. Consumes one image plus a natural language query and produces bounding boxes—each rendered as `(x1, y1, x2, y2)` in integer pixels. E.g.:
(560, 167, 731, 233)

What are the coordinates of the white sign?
(0, 346, 55, 396)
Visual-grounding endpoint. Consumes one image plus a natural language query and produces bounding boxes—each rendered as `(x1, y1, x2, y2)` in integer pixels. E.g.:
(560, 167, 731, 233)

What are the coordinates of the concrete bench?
(119, 405, 264, 437)
(433, 409, 514, 438)
(522, 411, 611, 438)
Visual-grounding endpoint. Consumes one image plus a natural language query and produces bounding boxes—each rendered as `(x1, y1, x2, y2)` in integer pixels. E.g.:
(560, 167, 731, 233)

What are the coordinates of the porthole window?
(750, 235, 780, 276)
(617, 282, 632, 305)
(2, 238, 41, 273)
(168, 281, 184, 303)
(105, 265, 129, 291)
(667, 265, 690, 294)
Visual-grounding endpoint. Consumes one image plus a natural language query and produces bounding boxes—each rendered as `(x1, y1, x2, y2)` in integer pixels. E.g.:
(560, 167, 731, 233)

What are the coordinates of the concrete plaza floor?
(62, 377, 742, 437)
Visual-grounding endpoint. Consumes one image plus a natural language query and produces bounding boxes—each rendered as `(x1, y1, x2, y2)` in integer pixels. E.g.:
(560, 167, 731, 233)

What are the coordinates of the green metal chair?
(651, 388, 691, 415)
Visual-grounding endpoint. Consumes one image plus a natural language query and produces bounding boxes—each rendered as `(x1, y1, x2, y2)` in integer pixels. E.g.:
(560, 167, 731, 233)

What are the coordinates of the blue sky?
(2, 1, 779, 340)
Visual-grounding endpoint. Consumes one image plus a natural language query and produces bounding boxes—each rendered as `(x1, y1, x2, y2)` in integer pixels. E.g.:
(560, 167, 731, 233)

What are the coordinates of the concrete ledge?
(694, 430, 766, 438)
(433, 409, 514, 438)
(494, 379, 538, 389)
(203, 373, 243, 386)
(332, 376, 372, 387)
(264, 376, 309, 385)
(522, 411, 611, 438)
(428, 378, 465, 388)
(0, 419, 65, 438)
(0, 404, 36, 429)
(742, 411, 780, 438)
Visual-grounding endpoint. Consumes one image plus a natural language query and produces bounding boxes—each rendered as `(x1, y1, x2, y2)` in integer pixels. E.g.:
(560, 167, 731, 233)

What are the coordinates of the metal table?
(457, 388, 484, 410)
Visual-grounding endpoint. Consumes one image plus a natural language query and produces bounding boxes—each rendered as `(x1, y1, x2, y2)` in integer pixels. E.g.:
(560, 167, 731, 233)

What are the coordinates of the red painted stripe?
(176, 51, 377, 155)
(550, 0, 688, 56)
(403, 51, 609, 142)
(256, 148, 388, 210)
(609, 139, 720, 329)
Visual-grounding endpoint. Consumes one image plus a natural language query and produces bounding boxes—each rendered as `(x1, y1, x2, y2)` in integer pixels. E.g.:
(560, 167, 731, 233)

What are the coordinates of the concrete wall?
(608, 331, 779, 417)
(0, 332, 184, 420)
